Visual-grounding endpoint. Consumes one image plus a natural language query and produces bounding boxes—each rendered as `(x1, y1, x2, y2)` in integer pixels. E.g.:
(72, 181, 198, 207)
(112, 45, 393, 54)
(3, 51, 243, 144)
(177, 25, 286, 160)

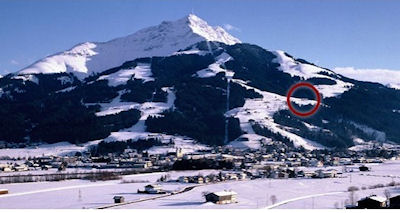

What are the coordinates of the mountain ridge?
(1, 15, 400, 153)
(17, 14, 240, 79)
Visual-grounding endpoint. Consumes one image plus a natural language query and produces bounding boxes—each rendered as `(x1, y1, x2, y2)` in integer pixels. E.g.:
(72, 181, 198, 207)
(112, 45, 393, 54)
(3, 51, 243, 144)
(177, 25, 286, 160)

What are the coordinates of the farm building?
(113, 196, 125, 203)
(271, 171, 289, 179)
(138, 184, 165, 194)
(357, 195, 386, 209)
(0, 189, 8, 195)
(193, 176, 204, 184)
(178, 176, 189, 183)
(205, 190, 237, 204)
(389, 195, 400, 208)
(314, 169, 338, 178)
(359, 165, 370, 172)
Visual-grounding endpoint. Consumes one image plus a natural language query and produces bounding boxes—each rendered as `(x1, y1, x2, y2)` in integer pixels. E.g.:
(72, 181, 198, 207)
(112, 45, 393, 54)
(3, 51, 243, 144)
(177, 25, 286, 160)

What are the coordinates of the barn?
(0, 189, 8, 195)
(113, 196, 125, 203)
(389, 195, 400, 208)
(205, 190, 237, 204)
(357, 195, 386, 209)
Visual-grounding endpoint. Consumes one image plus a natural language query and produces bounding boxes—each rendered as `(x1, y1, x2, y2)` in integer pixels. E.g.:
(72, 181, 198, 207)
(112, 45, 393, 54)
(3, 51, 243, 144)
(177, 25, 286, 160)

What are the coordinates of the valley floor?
(1, 161, 400, 209)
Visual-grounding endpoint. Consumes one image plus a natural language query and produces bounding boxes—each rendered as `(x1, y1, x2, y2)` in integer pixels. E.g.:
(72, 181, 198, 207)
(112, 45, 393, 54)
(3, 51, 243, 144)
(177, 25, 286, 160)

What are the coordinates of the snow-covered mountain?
(1, 14, 400, 154)
(18, 14, 240, 79)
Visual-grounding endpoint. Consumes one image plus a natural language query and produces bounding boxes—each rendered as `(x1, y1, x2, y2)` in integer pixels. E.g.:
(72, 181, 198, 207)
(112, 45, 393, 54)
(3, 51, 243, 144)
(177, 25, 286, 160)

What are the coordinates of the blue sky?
(1, 0, 400, 75)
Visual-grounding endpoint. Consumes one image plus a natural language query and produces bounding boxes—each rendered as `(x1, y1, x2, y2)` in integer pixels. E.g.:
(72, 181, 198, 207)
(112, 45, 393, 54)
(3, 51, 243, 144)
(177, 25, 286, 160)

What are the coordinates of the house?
(132, 161, 152, 169)
(309, 159, 323, 167)
(339, 158, 353, 165)
(205, 191, 237, 204)
(271, 171, 289, 179)
(3, 167, 12, 172)
(0, 189, 8, 195)
(314, 169, 337, 178)
(357, 195, 386, 209)
(14, 165, 28, 172)
(226, 173, 239, 181)
(296, 170, 305, 177)
(304, 171, 316, 178)
(140, 184, 165, 194)
(238, 172, 247, 180)
(178, 176, 189, 183)
(193, 176, 204, 184)
(113, 196, 125, 203)
(41, 165, 52, 170)
(0, 164, 11, 172)
(176, 147, 184, 158)
(287, 161, 301, 167)
(389, 195, 400, 208)
(209, 175, 219, 182)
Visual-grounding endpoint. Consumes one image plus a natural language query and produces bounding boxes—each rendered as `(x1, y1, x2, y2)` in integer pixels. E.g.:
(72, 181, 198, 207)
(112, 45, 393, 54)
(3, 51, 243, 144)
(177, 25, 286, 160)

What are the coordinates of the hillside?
(1, 15, 400, 152)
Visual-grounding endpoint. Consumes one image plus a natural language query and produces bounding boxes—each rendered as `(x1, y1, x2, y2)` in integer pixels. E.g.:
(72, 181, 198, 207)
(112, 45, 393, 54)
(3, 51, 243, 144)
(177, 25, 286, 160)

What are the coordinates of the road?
(264, 191, 346, 209)
(97, 185, 202, 209)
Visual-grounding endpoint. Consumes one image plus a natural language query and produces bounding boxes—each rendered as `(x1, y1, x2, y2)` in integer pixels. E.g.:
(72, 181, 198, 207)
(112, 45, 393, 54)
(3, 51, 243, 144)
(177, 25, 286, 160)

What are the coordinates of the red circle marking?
(286, 82, 321, 117)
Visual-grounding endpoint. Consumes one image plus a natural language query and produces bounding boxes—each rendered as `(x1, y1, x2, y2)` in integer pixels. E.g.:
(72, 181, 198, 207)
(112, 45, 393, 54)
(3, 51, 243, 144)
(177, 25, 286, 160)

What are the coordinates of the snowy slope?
(97, 63, 154, 87)
(17, 14, 240, 80)
(228, 134, 270, 150)
(272, 51, 353, 98)
(3, 15, 397, 151)
(226, 79, 325, 150)
(195, 52, 234, 78)
(101, 88, 210, 154)
(11, 74, 39, 84)
(0, 140, 101, 158)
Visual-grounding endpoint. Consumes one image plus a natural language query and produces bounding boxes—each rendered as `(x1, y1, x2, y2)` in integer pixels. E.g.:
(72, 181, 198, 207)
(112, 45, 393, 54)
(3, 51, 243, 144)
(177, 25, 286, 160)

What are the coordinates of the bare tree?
(344, 199, 349, 207)
(270, 195, 277, 205)
(348, 186, 359, 192)
(78, 189, 82, 202)
(384, 189, 391, 206)
(349, 191, 358, 206)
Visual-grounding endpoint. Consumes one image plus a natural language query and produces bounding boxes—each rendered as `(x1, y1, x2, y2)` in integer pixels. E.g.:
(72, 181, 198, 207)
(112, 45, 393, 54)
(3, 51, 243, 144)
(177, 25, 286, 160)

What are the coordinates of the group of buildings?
(1, 139, 400, 208)
(0, 141, 397, 181)
(348, 194, 400, 209)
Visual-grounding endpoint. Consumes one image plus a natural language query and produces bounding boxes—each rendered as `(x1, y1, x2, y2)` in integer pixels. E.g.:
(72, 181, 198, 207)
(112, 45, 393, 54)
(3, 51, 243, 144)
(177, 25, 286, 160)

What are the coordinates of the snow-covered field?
(0, 170, 218, 209)
(0, 167, 140, 177)
(114, 160, 400, 209)
(1, 161, 400, 209)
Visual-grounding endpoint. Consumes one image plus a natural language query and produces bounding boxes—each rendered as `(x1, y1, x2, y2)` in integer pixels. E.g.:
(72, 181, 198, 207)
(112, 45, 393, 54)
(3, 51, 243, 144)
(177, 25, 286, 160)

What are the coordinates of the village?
(1, 137, 400, 208)
(0, 137, 399, 179)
